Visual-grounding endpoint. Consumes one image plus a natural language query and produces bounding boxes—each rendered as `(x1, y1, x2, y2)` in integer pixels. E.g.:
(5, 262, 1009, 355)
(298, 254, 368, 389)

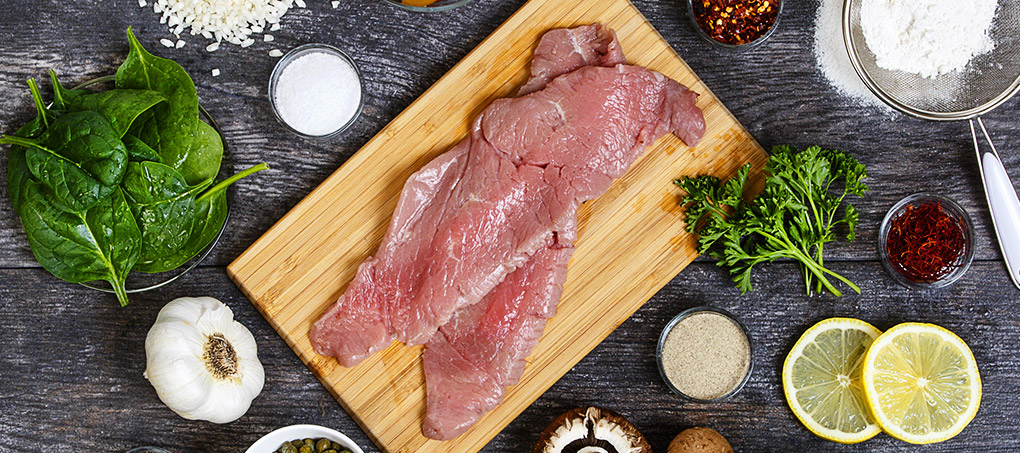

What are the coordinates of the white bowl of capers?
(245, 424, 365, 453)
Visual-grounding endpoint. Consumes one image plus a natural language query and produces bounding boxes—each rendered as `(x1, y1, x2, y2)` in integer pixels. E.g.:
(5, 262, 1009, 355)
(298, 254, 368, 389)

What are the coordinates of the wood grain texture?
(1, 0, 1020, 452)
(226, 0, 766, 451)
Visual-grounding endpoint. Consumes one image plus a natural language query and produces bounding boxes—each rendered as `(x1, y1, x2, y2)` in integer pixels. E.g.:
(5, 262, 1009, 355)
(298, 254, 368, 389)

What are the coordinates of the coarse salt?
(273, 50, 362, 137)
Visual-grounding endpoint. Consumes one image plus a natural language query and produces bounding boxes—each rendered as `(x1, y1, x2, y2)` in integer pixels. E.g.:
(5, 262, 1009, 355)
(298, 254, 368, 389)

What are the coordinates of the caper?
(322, 450, 337, 453)
(314, 438, 331, 452)
(330, 442, 341, 450)
(305, 438, 316, 446)
(278, 443, 298, 453)
(292, 440, 305, 448)
(299, 446, 313, 453)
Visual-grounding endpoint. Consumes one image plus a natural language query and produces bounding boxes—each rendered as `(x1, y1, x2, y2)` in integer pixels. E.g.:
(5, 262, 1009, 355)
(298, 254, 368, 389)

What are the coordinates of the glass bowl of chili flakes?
(879, 193, 975, 289)
(687, 0, 782, 50)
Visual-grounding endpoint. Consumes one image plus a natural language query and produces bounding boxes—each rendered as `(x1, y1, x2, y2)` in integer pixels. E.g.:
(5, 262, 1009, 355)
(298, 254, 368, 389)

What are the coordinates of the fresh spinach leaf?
(180, 120, 224, 185)
(19, 183, 141, 306)
(1, 111, 128, 211)
(121, 161, 203, 266)
(51, 70, 166, 138)
(134, 163, 269, 273)
(115, 27, 204, 182)
(123, 134, 162, 163)
(7, 79, 52, 215)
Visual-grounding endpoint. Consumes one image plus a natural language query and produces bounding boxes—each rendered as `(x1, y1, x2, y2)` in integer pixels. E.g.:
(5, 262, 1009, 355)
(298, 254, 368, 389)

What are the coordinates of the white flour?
(813, 0, 888, 109)
(861, 0, 998, 78)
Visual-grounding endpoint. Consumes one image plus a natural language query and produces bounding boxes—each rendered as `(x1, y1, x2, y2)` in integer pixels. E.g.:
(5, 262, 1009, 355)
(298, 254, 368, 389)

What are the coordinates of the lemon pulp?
(783, 318, 882, 443)
(862, 323, 981, 444)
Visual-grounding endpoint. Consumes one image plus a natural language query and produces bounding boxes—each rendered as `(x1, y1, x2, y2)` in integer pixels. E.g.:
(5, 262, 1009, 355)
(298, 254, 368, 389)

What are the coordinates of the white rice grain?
(144, 0, 306, 49)
(160, 38, 175, 48)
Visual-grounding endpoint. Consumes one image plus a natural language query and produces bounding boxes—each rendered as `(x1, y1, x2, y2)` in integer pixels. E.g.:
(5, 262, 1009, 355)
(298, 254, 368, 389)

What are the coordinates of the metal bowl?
(382, 0, 472, 12)
(878, 193, 975, 289)
(686, 0, 783, 50)
(70, 75, 231, 295)
(656, 306, 754, 403)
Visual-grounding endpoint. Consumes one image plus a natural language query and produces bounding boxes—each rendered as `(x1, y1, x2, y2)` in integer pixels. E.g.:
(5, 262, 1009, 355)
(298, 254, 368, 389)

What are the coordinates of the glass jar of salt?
(269, 44, 363, 139)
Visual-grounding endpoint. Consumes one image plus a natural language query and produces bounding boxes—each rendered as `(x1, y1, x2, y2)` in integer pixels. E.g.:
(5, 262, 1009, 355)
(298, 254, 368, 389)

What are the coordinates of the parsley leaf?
(674, 145, 869, 296)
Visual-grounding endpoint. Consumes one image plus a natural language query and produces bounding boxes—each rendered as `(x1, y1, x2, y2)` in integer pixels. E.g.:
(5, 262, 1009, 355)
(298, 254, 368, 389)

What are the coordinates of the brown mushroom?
(668, 427, 733, 453)
(533, 407, 652, 453)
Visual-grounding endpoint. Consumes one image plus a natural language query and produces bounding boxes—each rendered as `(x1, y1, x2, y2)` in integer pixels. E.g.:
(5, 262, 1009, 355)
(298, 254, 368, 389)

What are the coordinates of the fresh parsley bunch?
(675, 145, 868, 296)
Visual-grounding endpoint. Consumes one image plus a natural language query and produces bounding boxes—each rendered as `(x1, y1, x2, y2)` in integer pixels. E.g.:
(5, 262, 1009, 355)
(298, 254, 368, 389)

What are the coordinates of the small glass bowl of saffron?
(879, 193, 975, 289)
(686, 0, 783, 50)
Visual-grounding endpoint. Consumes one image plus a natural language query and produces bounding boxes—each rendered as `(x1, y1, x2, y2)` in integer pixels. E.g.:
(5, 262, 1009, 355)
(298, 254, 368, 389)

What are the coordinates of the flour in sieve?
(861, 0, 998, 78)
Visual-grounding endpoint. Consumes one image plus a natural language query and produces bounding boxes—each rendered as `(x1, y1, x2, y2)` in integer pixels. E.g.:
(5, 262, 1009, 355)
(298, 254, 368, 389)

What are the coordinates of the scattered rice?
(147, 0, 307, 49)
(160, 38, 175, 48)
(264, 34, 274, 42)
(175, 39, 186, 49)
(331, 0, 339, 7)
(269, 49, 284, 57)
(206, 42, 220, 52)
(212, 68, 221, 77)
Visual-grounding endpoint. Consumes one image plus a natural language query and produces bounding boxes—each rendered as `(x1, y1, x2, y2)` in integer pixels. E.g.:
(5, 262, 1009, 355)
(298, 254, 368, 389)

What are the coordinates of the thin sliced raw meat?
(422, 246, 573, 440)
(311, 26, 705, 369)
(518, 24, 625, 96)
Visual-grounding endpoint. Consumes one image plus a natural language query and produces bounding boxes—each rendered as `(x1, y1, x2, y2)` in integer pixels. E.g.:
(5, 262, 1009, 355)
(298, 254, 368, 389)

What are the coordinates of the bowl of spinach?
(2, 27, 268, 306)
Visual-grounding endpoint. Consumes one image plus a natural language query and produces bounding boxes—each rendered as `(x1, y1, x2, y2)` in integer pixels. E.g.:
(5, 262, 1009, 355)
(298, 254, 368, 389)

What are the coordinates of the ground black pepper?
(692, 0, 778, 46)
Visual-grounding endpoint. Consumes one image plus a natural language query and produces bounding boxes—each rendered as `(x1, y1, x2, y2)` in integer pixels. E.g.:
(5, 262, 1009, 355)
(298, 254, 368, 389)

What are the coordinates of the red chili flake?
(886, 201, 967, 283)
(692, 0, 778, 46)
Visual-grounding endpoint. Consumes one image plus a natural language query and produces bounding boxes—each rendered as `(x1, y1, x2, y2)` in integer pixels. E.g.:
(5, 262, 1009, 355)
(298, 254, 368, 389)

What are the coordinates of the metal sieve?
(844, 0, 1020, 289)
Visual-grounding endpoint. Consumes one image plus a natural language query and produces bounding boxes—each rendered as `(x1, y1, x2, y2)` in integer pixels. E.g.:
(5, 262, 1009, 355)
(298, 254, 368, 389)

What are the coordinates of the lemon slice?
(861, 322, 981, 444)
(783, 318, 882, 443)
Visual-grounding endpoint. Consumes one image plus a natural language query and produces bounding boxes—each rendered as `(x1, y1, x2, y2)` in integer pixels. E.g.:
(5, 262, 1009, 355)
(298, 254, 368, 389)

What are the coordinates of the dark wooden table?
(2, 1, 1019, 451)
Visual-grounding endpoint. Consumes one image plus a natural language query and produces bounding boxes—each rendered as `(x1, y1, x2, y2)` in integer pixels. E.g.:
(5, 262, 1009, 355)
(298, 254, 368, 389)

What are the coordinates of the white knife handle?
(974, 118, 1020, 289)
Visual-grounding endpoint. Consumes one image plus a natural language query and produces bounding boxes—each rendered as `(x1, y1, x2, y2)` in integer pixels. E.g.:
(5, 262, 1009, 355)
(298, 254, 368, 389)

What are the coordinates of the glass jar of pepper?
(879, 193, 975, 289)
(686, 0, 782, 49)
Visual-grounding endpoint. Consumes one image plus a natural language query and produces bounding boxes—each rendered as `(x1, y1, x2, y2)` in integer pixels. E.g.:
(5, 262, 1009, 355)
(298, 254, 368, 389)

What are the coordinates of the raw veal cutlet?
(310, 25, 705, 377)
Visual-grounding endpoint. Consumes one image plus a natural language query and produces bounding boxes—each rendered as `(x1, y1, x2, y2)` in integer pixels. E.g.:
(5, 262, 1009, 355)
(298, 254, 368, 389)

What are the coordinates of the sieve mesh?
(844, 0, 1020, 120)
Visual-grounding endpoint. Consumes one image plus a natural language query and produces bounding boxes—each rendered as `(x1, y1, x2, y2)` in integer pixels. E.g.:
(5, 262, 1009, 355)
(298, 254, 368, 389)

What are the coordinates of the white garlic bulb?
(144, 296, 265, 424)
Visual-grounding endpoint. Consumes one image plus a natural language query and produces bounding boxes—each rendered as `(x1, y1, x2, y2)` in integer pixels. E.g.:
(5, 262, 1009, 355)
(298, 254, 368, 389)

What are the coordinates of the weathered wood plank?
(1, 0, 1019, 452)
(2, 0, 1019, 268)
(1, 262, 1018, 452)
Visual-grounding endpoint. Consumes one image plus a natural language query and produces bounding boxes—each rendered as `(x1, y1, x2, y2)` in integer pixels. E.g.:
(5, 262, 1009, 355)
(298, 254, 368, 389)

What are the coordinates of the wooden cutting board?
(227, 0, 767, 451)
